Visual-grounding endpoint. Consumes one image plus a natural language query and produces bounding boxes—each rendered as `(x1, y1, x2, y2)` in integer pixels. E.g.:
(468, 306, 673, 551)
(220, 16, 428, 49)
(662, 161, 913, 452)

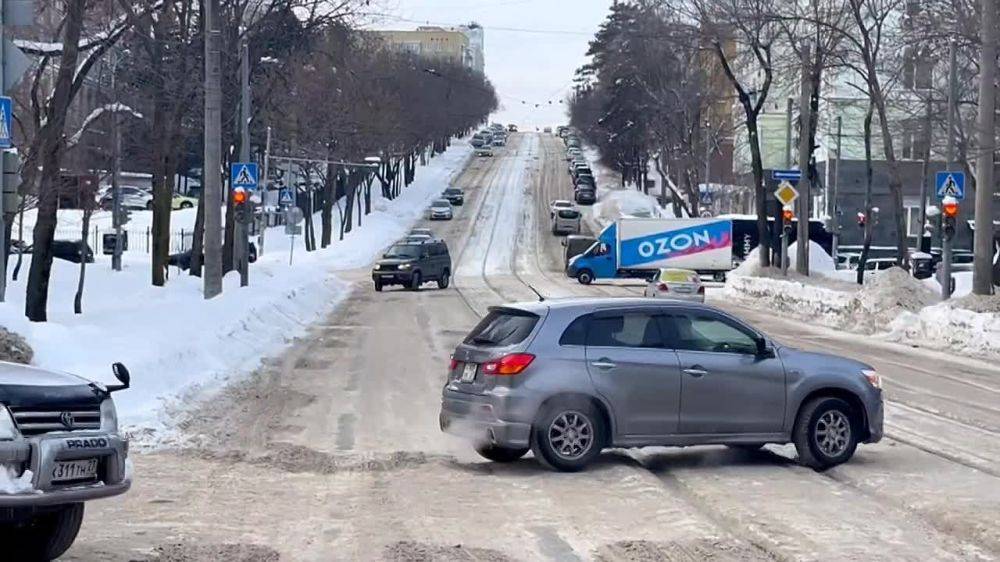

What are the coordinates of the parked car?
(574, 173, 596, 188)
(552, 209, 581, 235)
(172, 193, 198, 210)
(440, 298, 884, 472)
(169, 242, 257, 270)
(563, 235, 597, 269)
(475, 146, 494, 157)
(574, 188, 597, 205)
(543, 127, 553, 133)
(550, 199, 574, 218)
(0, 362, 132, 559)
(26, 240, 97, 264)
(565, 148, 582, 161)
(493, 138, 506, 147)
(471, 138, 486, 149)
(508, 124, 518, 132)
(402, 234, 432, 244)
(429, 199, 454, 220)
(410, 228, 434, 237)
(442, 187, 465, 206)
(644, 268, 705, 302)
(99, 186, 152, 210)
(372, 239, 451, 291)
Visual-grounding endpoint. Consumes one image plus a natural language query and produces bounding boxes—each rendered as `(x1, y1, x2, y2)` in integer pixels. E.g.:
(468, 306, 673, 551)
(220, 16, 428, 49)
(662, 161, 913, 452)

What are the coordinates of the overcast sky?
(370, 1, 612, 128)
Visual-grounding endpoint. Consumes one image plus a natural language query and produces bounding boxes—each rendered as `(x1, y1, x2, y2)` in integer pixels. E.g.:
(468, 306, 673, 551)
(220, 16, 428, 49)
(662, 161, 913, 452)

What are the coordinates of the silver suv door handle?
(683, 368, 708, 377)
(591, 360, 617, 370)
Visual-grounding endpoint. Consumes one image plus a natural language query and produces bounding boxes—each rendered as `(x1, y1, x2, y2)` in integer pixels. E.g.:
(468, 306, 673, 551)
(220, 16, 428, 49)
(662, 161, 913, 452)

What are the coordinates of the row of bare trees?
(7, 1, 497, 322)
(569, 0, 997, 290)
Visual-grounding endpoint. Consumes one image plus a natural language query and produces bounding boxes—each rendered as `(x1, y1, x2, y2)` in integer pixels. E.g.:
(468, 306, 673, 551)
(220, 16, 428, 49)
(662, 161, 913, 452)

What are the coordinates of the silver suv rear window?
(464, 308, 539, 347)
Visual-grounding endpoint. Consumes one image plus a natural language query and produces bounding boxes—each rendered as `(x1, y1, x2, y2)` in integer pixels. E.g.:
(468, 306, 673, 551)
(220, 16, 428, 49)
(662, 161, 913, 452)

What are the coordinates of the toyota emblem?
(59, 411, 75, 429)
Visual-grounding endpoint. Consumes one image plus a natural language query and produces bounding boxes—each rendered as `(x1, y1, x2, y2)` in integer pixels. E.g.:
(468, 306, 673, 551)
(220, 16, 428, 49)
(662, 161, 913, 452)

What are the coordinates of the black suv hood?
(0, 362, 104, 409)
(377, 258, 417, 266)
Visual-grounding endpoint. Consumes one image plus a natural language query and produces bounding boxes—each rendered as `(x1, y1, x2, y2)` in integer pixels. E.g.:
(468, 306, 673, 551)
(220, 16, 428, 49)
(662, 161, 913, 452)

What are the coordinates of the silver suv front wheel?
(793, 396, 859, 470)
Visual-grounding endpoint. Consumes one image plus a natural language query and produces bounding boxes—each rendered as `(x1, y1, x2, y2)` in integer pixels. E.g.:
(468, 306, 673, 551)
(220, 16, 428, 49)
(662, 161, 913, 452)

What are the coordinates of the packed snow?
(725, 244, 999, 360)
(0, 141, 472, 441)
(0, 467, 36, 495)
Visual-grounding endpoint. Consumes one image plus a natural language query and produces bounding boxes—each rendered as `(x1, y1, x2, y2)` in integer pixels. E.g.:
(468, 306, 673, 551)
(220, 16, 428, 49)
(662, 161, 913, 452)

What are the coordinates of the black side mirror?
(109, 362, 131, 392)
(756, 338, 773, 357)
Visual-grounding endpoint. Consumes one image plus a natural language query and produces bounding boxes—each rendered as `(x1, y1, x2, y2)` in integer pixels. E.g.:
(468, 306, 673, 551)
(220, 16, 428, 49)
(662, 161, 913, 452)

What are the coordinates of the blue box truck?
(566, 218, 734, 284)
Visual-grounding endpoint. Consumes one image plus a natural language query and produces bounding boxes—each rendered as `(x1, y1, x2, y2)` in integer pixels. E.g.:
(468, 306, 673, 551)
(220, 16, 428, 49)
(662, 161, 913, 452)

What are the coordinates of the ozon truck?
(566, 218, 734, 284)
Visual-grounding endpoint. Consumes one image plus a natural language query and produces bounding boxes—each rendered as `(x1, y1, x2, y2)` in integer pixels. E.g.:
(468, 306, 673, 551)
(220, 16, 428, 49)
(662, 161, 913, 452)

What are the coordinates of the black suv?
(442, 187, 465, 206)
(372, 239, 452, 291)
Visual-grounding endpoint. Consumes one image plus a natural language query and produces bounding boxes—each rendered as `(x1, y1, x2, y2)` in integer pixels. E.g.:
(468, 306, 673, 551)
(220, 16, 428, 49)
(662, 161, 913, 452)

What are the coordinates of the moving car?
(442, 187, 465, 206)
(563, 235, 597, 269)
(410, 228, 434, 237)
(643, 268, 705, 302)
(0, 362, 132, 559)
(475, 146, 494, 157)
(492, 137, 506, 147)
(372, 239, 451, 291)
(508, 124, 518, 132)
(549, 199, 574, 218)
(439, 298, 884, 472)
(98, 186, 152, 211)
(552, 208, 581, 235)
(172, 194, 198, 210)
(429, 199, 454, 220)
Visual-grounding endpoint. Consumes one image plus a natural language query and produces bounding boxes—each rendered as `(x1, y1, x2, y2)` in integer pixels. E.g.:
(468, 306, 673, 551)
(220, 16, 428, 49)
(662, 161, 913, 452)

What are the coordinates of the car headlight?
(0, 405, 19, 440)
(373, 264, 381, 271)
(399, 263, 412, 270)
(862, 369, 882, 390)
(101, 399, 119, 434)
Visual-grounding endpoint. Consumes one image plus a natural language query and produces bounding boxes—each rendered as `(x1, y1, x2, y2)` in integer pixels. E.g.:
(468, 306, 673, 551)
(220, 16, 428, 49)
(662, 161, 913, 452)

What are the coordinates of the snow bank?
(787, 241, 836, 275)
(888, 303, 1000, 358)
(0, 141, 472, 440)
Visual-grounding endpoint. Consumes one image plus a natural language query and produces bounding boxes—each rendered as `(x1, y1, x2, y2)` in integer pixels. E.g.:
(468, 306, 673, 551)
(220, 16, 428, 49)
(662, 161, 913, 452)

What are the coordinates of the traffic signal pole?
(236, 35, 250, 287)
(1, 5, 7, 302)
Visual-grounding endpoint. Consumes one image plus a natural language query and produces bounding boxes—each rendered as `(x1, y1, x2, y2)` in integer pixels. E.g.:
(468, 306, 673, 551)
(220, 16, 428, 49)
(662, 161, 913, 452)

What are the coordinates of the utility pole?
(1, 4, 8, 302)
(203, 0, 223, 299)
(785, 97, 794, 168)
(973, 0, 997, 295)
(236, 35, 250, 287)
(918, 97, 932, 253)
(704, 120, 712, 193)
(832, 116, 842, 264)
(946, 40, 957, 170)
(795, 42, 813, 276)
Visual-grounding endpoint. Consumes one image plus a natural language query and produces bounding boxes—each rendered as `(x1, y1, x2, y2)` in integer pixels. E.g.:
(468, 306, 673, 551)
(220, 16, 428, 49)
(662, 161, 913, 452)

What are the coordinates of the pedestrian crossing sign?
(231, 162, 258, 190)
(935, 171, 965, 200)
(0, 97, 12, 149)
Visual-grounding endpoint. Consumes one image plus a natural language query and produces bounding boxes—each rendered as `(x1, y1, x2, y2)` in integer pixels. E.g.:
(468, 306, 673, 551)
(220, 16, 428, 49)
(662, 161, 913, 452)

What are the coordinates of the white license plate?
(674, 286, 692, 293)
(51, 459, 98, 483)
(461, 363, 478, 382)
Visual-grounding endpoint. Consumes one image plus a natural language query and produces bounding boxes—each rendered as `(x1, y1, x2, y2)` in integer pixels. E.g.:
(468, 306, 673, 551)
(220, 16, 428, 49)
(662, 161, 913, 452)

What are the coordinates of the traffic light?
(233, 187, 252, 224)
(782, 205, 794, 233)
(856, 211, 866, 228)
(942, 196, 959, 240)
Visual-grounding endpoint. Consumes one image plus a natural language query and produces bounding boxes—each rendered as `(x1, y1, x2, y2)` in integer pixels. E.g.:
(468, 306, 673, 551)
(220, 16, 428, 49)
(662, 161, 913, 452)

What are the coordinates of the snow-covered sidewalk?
(0, 141, 472, 438)
(722, 243, 1000, 361)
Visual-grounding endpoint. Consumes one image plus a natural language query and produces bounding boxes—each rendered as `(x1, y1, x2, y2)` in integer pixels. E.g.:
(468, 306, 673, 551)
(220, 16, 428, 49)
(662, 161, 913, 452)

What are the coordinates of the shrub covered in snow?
(0, 326, 33, 364)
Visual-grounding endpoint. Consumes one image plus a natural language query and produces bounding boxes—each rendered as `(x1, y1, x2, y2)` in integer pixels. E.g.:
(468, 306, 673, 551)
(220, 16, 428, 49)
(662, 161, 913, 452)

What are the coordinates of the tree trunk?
(25, 0, 86, 322)
(747, 117, 771, 268)
(74, 209, 92, 314)
(150, 105, 173, 286)
(858, 101, 876, 285)
(222, 168, 235, 273)
(321, 161, 336, 248)
(189, 188, 206, 277)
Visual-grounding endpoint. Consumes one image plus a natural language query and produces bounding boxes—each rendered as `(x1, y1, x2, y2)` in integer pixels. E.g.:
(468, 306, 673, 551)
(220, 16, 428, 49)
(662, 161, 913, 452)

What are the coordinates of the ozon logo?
(636, 230, 712, 258)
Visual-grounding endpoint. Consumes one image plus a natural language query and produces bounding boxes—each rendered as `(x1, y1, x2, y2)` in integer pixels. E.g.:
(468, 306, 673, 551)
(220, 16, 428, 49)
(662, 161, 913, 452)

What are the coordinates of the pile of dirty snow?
(787, 241, 837, 276)
(0, 326, 32, 364)
(0, 466, 36, 494)
(889, 302, 1000, 359)
(856, 267, 939, 328)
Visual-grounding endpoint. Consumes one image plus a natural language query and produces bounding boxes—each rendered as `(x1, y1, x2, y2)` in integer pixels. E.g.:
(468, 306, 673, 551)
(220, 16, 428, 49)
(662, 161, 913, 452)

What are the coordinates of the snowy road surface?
(67, 134, 1000, 561)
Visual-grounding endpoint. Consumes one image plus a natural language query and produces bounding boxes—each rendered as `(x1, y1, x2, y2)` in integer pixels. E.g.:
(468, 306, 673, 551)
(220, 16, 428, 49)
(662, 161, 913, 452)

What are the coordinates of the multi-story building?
(377, 27, 472, 70)
(456, 23, 485, 74)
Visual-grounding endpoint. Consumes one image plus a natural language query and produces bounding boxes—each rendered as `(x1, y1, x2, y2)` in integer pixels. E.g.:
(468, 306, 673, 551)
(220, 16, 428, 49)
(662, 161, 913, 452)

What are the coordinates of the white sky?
(369, 1, 613, 128)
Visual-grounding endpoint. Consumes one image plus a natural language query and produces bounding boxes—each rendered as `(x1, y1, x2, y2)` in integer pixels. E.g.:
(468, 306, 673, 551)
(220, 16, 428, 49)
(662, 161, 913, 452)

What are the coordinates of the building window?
(905, 206, 923, 237)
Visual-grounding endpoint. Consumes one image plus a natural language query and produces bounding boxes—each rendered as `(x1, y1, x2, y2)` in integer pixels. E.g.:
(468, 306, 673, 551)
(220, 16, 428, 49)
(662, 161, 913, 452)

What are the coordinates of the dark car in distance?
(443, 187, 465, 206)
(372, 239, 452, 292)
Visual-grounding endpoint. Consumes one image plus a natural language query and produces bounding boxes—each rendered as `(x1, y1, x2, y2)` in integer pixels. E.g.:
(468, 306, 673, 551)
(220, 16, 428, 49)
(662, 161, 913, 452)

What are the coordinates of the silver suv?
(440, 298, 883, 472)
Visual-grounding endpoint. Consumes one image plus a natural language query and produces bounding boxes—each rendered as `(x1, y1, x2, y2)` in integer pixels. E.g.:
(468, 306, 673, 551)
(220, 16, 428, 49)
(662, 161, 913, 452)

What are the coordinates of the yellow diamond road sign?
(774, 181, 799, 206)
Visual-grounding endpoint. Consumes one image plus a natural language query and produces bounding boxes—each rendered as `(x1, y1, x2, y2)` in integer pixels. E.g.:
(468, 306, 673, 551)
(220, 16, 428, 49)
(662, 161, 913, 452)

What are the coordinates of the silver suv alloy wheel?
(548, 411, 594, 460)
(815, 410, 851, 457)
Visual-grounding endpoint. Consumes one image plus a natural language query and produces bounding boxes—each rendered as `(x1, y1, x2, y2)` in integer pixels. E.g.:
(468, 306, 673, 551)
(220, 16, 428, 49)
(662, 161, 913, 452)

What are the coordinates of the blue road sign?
(936, 171, 965, 200)
(771, 169, 802, 182)
(278, 188, 294, 206)
(231, 162, 258, 190)
(0, 97, 12, 149)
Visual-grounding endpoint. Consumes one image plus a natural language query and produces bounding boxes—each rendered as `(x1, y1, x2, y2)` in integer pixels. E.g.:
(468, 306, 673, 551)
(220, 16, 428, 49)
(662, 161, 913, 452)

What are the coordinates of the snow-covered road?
(65, 133, 1000, 561)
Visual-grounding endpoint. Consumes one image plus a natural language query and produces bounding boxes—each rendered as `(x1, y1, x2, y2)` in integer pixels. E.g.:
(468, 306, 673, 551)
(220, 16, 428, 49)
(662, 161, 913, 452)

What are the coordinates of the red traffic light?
(233, 187, 248, 205)
(782, 205, 794, 223)
(941, 196, 959, 218)
(856, 211, 866, 226)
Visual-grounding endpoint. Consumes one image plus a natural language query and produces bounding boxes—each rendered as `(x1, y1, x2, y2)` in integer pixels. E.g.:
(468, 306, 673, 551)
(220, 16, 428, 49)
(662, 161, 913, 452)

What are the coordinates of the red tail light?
(482, 353, 535, 375)
(449, 357, 458, 371)
(657, 283, 669, 291)
(697, 286, 705, 294)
